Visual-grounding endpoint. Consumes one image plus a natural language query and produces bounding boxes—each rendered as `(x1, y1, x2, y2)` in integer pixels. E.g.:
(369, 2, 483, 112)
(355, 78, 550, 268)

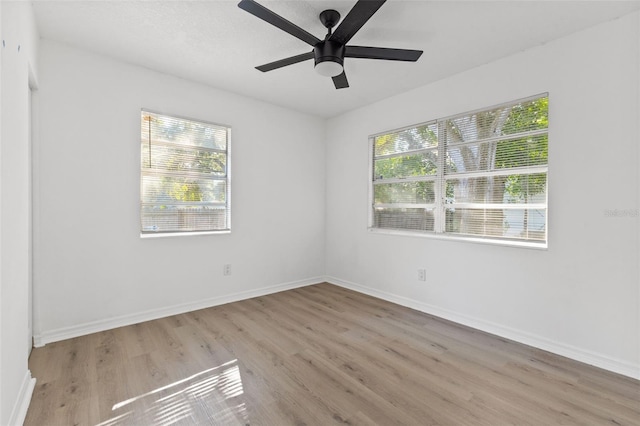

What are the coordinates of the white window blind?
(141, 111, 230, 234)
(370, 94, 548, 246)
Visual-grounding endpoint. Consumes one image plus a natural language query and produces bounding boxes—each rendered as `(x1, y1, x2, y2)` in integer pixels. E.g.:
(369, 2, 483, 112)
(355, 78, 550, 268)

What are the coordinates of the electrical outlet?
(417, 269, 426, 281)
(223, 264, 231, 276)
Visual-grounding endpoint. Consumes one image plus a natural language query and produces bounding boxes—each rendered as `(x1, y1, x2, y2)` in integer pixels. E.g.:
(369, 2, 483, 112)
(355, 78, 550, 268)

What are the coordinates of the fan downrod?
(319, 9, 340, 30)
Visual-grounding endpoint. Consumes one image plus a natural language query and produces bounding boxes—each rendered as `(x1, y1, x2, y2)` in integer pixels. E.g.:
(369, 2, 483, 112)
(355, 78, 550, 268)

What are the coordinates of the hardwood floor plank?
(93, 330, 135, 422)
(117, 321, 158, 360)
(25, 283, 640, 425)
(289, 349, 431, 425)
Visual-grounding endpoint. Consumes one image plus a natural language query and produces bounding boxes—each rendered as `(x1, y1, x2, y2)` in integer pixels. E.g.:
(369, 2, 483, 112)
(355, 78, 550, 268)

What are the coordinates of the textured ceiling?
(33, 0, 640, 118)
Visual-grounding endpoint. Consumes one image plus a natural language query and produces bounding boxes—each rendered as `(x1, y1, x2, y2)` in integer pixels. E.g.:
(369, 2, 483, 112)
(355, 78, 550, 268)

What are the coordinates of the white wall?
(33, 40, 326, 343)
(0, 1, 38, 424)
(326, 12, 640, 378)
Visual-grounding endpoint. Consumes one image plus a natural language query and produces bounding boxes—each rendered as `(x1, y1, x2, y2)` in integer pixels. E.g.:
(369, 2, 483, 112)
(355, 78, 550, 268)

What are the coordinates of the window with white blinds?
(370, 94, 548, 246)
(141, 111, 230, 235)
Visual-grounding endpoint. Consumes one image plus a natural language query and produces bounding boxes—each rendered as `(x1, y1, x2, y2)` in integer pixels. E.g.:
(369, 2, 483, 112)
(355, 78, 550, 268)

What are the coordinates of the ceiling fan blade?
(238, 0, 320, 46)
(332, 71, 349, 89)
(345, 45, 423, 61)
(329, 0, 386, 45)
(256, 51, 314, 72)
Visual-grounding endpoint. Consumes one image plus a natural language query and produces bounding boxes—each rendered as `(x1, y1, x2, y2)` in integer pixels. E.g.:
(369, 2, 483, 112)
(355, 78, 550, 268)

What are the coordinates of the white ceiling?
(33, 0, 640, 118)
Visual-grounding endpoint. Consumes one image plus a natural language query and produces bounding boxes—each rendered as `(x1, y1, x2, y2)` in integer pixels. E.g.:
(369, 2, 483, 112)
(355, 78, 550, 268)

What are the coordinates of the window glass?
(370, 95, 548, 246)
(141, 111, 230, 234)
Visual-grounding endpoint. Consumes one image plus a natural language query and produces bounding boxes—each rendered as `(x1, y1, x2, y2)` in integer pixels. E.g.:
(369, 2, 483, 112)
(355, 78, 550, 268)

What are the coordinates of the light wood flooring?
(25, 283, 640, 425)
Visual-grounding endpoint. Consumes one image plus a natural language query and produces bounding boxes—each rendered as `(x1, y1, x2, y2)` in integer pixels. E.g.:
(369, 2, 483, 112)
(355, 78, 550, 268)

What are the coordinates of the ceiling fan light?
(315, 60, 343, 77)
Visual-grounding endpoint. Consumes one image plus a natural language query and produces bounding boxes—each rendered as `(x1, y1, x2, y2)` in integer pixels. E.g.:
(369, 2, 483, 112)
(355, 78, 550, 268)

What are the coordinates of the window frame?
(140, 109, 231, 237)
(368, 94, 548, 249)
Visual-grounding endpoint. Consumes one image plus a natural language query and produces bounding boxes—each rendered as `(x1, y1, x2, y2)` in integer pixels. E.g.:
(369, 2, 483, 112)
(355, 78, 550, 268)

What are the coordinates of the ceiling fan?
(238, 0, 423, 89)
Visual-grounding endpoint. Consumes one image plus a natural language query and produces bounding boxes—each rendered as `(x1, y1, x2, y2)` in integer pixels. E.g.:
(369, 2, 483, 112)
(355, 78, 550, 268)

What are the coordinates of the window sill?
(140, 230, 231, 239)
(368, 227, 547, 250)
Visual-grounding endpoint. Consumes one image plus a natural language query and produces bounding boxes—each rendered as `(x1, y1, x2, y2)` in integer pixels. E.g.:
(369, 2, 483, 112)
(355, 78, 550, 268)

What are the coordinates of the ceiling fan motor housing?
(316, 8, 344, 73)
(314, 40, 345, 68)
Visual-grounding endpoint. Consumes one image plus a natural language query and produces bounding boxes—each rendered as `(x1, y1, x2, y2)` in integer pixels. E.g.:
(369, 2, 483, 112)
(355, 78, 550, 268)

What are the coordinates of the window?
(141, 111, 230, 235)
(370, 94, 548, 246)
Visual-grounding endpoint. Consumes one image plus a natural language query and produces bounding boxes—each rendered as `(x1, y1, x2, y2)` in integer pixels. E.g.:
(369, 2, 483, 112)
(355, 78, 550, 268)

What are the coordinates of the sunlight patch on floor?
(97, 359, 249, 425)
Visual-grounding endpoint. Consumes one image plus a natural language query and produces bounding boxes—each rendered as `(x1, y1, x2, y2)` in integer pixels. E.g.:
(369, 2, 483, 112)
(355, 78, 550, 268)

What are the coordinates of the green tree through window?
(371, 94, 548, 245)
(141, 111, 230, 234)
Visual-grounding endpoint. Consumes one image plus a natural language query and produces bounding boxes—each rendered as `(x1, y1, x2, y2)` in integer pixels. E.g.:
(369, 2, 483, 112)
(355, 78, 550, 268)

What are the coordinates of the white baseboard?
(326, 276, 640, 380)
(34, 277, 322, 347)
(8, 370, 36, 426)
